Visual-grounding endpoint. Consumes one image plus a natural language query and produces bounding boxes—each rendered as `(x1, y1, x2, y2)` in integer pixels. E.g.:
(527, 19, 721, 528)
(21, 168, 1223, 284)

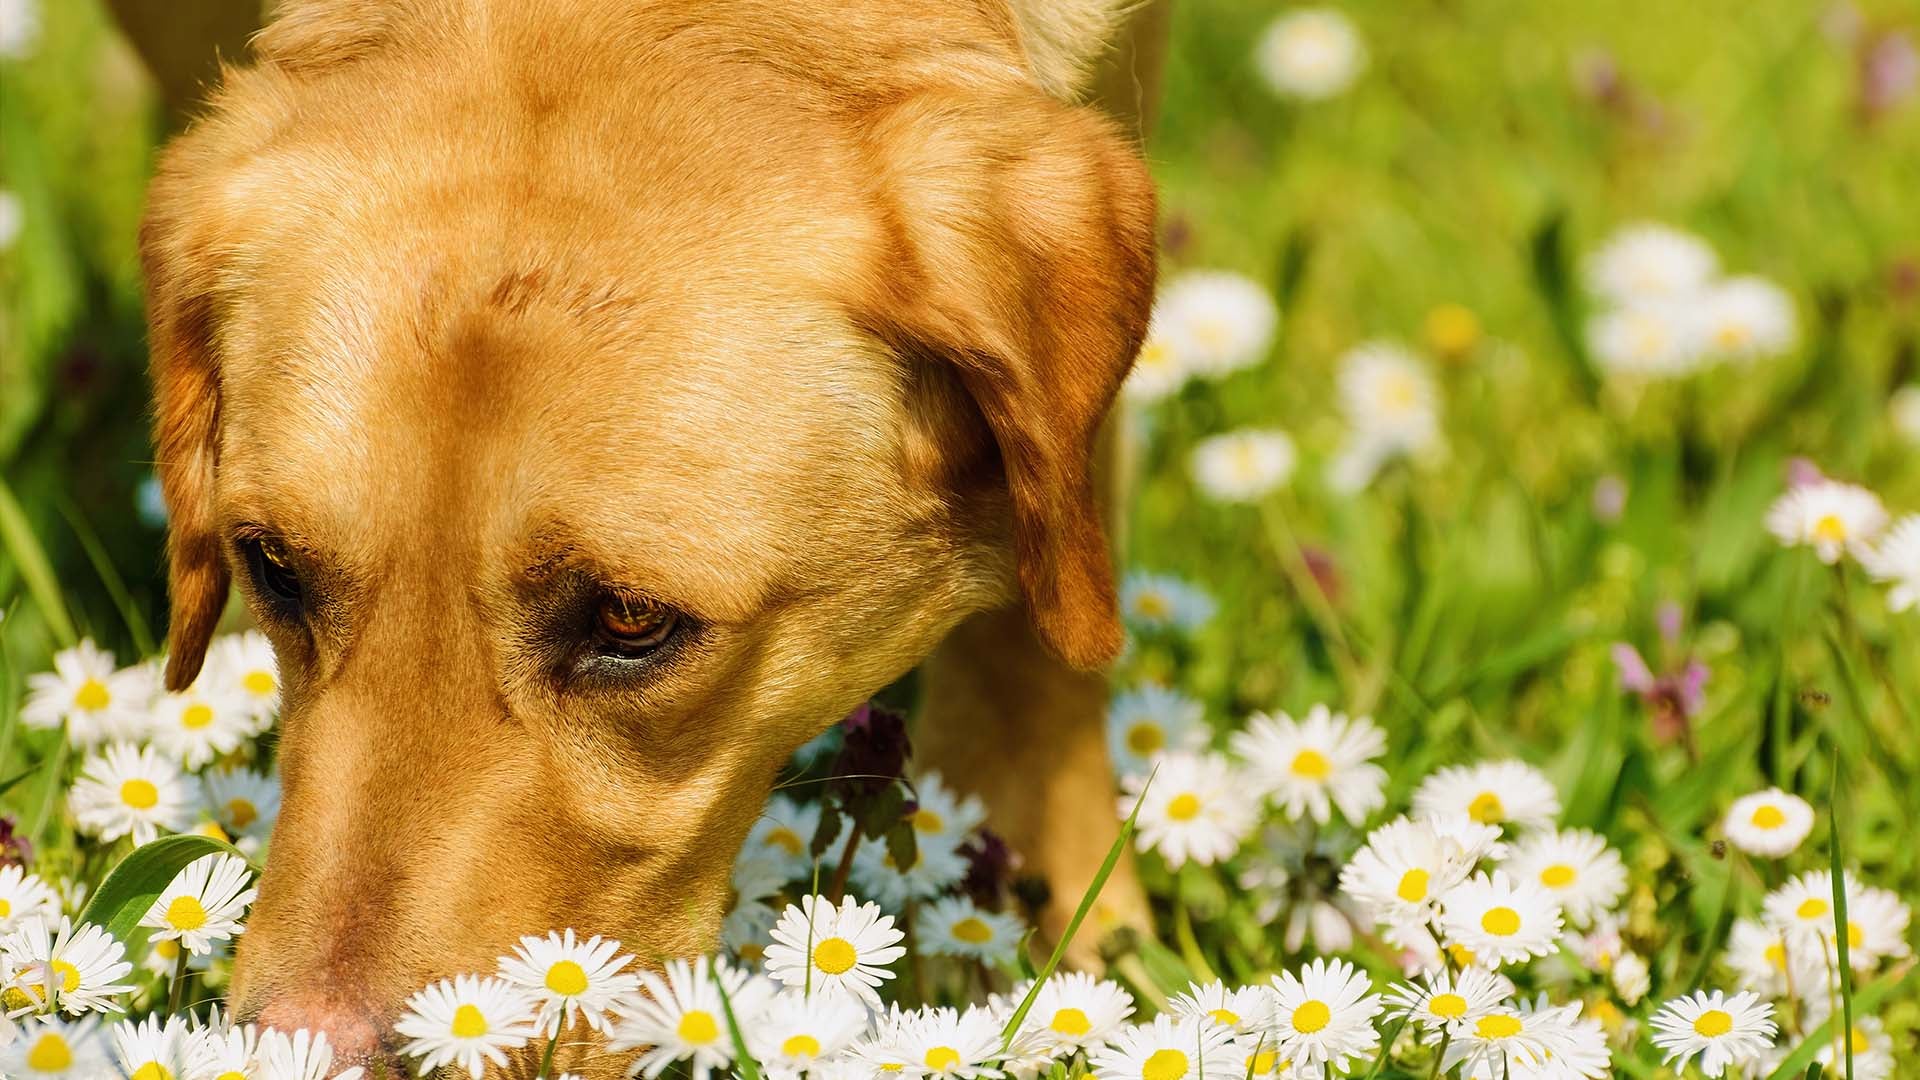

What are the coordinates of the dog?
(140, 0, 1158, 1070)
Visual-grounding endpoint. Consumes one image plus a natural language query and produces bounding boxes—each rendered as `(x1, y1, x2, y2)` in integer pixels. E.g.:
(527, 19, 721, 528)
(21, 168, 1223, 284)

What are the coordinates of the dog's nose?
(254, 994, 390, 1067)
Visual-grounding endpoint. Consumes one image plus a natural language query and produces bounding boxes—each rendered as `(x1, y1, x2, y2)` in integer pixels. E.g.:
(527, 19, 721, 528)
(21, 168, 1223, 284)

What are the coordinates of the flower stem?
(537, 1028, 560, 1079)
(826, 816, 862, 903)
(167, 946, 189, 1014)
(1427, 1031, 1452, 1080)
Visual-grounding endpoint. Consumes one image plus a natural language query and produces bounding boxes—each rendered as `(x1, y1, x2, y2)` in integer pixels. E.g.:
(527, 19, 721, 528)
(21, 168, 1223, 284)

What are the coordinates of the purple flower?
(1613, 643, 1708, 745)
(829, 701, 912, 800)
(0, 815, 31, 868)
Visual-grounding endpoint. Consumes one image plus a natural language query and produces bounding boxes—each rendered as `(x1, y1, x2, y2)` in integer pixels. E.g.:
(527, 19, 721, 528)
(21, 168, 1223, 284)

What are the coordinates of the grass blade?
(57, 496, 156, 656)
(0, 476, 77, 648)
(714, 963, 763, 1080)
(1827, 749, 1854, 1080)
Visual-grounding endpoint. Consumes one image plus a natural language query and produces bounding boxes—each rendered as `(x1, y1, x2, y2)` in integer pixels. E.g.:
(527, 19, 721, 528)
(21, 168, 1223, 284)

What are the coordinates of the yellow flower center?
(181, 703, 215, 730)
(924, 1047, 960, 1072)
(951, 917, 994, 944)
(1467, 791, 1504, 824)
(53, 959, 81, 992)
(1475, 1015, 1522, 1040)
(1447, 945, 1477, 968)
(1134, 593, 1171, 619)
(450, 1004, 489, 1039)
(813, 936, 858, 975)
(243, 670, 277, 696)
(1425, 303, 1481, 356)
(678, 1010, 719, 1044)
(1380, 373, 1419, 413)
(766, 827, 804, 856)
(0, 898, 8, 918)
(1749, 804, 1786, 829)
(1812, 514, 1848, 544)
(74, 678, 111, 711)
(1481, 906, 1522, 936)
(217, 1073, 248, 1080)
(1428, 993, 1468, 1019)
(1126, 723, 1165, 756)
(1142, 1049, 1189, 1080)
(1288, 749, 1331, 779)
(130, 1065, 174, 1080)
(1209, 1008, 1240, 1027)
(1292, 1000, 1331, 1033)
(1192, 321, 1231, 350)
(1848, 1027, 1869, 1053)
(1796, 897, 1829, 920)
(227, 798, 259, 829)
(3, 987, 39, 1010)
(1396, 868, 1430, 903)
(154, 939, 180, 960)
(783, 1034, 821, 1058)
(1137, 338, 1174, 371)
(545, 959, 589, 995)
(194, 821, 230, 843)
(1050, 1008, 1091, 1036)
(166, 895, 209, 931)
(912, 808, 945, 834)
(1166, 793, 1202, 821)
(1847, 921, 1863, 949)
(27, 1033, 74, 1072)
(1692, 1010, 1733, 1038)
(1539, 864, 1577, 889)
(121, 778, 160, 810)
(1247, 1050, 1279, 1075)
(1715, 323, 1751, 350)
(1764, 942, 1787, 970)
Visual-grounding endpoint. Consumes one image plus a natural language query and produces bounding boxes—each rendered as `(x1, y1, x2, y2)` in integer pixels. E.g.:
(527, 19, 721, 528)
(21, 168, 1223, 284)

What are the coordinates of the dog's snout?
(253, 995, 391, 1069)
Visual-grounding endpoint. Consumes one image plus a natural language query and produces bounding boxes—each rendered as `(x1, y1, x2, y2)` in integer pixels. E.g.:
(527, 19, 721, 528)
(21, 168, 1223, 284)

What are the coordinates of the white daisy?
(722, 853, 789, 958)
(257, 1026, 367, 1080)
(137, 934, 221, 981)
(1, 1015, 111, 1078)
(204, 630, 282, 724)
(906, 772, 987, 851)
(1088, 1014, 1238, 1080)
(1760, 869, 1906, 968)
(1699, 276, 1797, 361)
(1891, 384, 1920, 445)
(1835, 882, 1912, 970)
(920, 896, 1023, 966)
(1863, 513, 1920, 612)
(1584, 223, 1719, 303)
(1438, 1005, 1567, 1078)
(1149, 270, 1279, 379)
(1329, 342, 1443, 492)
(1723, 917, 1817, 998)
(1168, 979, 1272, 1038)
(1811, 1016, 1896, 1080)
(745, 989, 867, 1072)
(1253, 9, 1367, 100)
(1017, 971, 1135, 1054)
(1230, 705, 1387, 826)
(1383, 966, 1514, 1042)
(1106, 684, 1207, 776)
(1501, 829, 1627, 927)
(1438, 871, 1564, 967)
(0, 866, 58, 935)
(1455, 998, 1601, 1079)
(1267, 957, 1384, 1073)
(202, 765, 282, 843)
(1123, 321, 1195, 403)
(861, 1004, 1004, 1079)
(763, 893, 906, 1008)
(496, 928, 640, 1036)
(67, 742, 195, 846)
(744, 794, 823, 880)
(146, 685, 256, 770)
(1339, 813, 1502, 931)
(612, 955, 776, 1080)
(111, 1015, 193, 1080)
(1721, 788, 1815, 857)
(1119, 572, 1217, 633)
(1, 916, 135, 1015)
(1765, 479, 1888, 564)
(1121, 751, 1257, 868)
(850, 831, 969, 910)
(1611, 949, 1651, 1007)
(137, 852, 255, 955)
(1647, 990, 1776, 1078)
(391, 974, 539, 1080)
(1412, 760, 1561, 830)
(1586, 300, 1706, 377)
(21, 640, 153, 748)
(1189, 429, 1297, 504)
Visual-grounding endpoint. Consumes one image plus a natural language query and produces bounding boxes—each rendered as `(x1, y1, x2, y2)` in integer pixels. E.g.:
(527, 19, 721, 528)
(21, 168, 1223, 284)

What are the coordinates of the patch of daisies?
(1763, 461, 1920, 613)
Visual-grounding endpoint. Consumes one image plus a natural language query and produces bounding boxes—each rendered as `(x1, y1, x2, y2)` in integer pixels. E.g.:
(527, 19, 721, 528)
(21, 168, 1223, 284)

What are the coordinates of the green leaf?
(714, 964, 763, 1080)
(1827, 750, 1855, 1080)
(76, 834, 254, 944)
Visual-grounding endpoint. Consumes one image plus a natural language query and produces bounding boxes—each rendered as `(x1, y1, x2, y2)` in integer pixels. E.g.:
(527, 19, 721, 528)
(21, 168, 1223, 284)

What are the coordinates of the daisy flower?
(1647, 990, 1776, 1078)
(1339, 813, 1501, 930)
(763, 893, 905, 1008)
(906, 772, 987, 850)
(0, 865, 58, 935)
(1812, 1016, 1896, 1080)
(1189, 429, 1297, 503)
(722, 853, 789, 958)
(1586, 300, 1705, 377)
(1836, 882, 1913, 970)
(392, 974, 539, 1080)
(613, 955, 776, 1080)
(1123, 321, 1195, 403)
(1438, 871, 1565, 967)
(1765, 479, 1888, 564)
(146, 685, 256, 770)
(1017, 971, 1135, 1054)
(1230, 705, 1387, 826)
(1454, 998, 1602, 1079)
(1267, 958, 1383, 1073)
(1723, 917, 1815, 998)
(1863, 513, 1920, 612)
(746, 989, 868, 1072)
(1119, 572, 1217, 634)
(1383, 966, 1514, 1042)
(861, 1004, 1004, 1079)
(1106, 684, 1207, 776)
(920, 896, 1023, 966)
(496, 928, 640, 1035)
(21, 640, 152, 748)
(1, 1016, 111, 1078)
(1501, 828, 1627, 927)
(1328, 342, 1443, 491)
(1759, 869, 1906, 967)
(205, 630, 282, 724)
(1584, 223, 1719, 303)
(1611, 949, 1651, 1006)
(1121, 751, 1257, 868)
(1721, 788, 1815, 857)
(850, 832, 969, 910)
(67, 742, 195, 846)
(1088, 1014, 1238, 1080)
(203, 765, 282, 843)
(1438, 1004, 1567, 1077)
(1, 916, 135, 1015)
(111, 1015, 192, 1080)
(1148, 270, 1279, 379)
(138, 853, 256, 955)
(744, 794, 823, 880)
(1892, 384, 1920, 444)
(1699, 276, 1797, 361)
(1412, 760, 1561, 830)
(1253, 8, 1367, 100)
(257, 1026, 367, 1080)
(1168, 979, 1273, 1038)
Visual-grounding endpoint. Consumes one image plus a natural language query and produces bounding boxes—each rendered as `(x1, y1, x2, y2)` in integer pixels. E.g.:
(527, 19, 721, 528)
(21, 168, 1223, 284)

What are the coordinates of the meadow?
(1, 1, 1918, 1078)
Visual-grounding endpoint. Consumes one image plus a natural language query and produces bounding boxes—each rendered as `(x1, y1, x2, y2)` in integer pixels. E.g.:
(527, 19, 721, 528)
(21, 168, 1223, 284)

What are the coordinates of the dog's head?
(143, 0, 1152, 1064)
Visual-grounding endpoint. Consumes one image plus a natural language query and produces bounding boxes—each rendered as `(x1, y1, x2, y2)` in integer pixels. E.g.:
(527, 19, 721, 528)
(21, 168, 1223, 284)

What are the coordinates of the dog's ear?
(862, 89, 1155, 670)
(1002, 0, 1133, 100)
(141, 159, 231, 692)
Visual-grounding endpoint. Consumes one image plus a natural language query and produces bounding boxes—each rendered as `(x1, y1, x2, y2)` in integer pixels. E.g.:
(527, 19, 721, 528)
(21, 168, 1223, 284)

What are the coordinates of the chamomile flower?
(1811, 1016, 1896, 1080)
(1150, 271, 1279, 378)
(1339, 814, 1501, 930)
(1723, 917, 1815, 998)
(0, 866, 57, 935)
(1647, 990, 1776, 1078)
(1189, 429, 1297, 503)
(1230, 705, 1387, 826)
(1438, 1005, 1566, 1077)
(1088, 1014, 1238, 1080)
(744, 795, 823, 880)
(1329, 343, 1443, 491)
(1267, 958, 1384, 1073)
(257, 1026, 366, 1080)
(1018, 972, 1135, 1054)
(1253, 9, 1366, 100)
(1586, 300, 1704, 377)
(906, 772, 987, 850)
(1699, 276, 1797, 361)
(1122, 751, 1257, 868)
(138, 852, 255, 955)
(111, 1015, 192, 1080)
(1721, 788, 1815, 857)
(746, 990, 869, 1072)
(1383, 966, 1514, 1042)
(67, 742, 194, 846)
(722, 854, 789, 958)
(1863, 513, 1920, 612)
(146, 685, 256, 770)
(206, 631, 282, 724)
(850, 832, 969, 910)
(1120, 572, 1217, 634)
(1168, 980, 1273, 1037)
(1584, 223, 1719, 303)
(920, 896, 1022, 965)
(496, 928, 640, 1035)
(1106, 684, 1207, 776)
(393, 974, 538, 1079)
(1610, 950, 1651, 1007)
(138, 934, 219, 979)
(1765, 479, 1888, 564)
(1123, 322, 1194, 403)
(1438, 871, 1565, 967)
(1412, 760, 1561, 830)
(763, 893, 906, 1009)
(613, 955, 776, 1080)
(1501, 829, 1627, 927)
(1763, 869, 1856, 947)
(863, 1005, 1004, 1079)
(21, 640, 152, 748)
(1, 1016, 110, 1078)
(0, 916, 135, 1015)
(202, 765, 282, 843)
(1835, 882, 1913, 969)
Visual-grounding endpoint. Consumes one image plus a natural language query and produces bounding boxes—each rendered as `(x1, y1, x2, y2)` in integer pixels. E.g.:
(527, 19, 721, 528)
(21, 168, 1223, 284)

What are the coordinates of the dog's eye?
(593, 595, 679, 658)
(240, 536, 304, 612)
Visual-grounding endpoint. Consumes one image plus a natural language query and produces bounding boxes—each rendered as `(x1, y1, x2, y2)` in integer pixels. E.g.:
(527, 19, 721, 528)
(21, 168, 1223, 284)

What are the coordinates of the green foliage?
(76, 833, 253, 944)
